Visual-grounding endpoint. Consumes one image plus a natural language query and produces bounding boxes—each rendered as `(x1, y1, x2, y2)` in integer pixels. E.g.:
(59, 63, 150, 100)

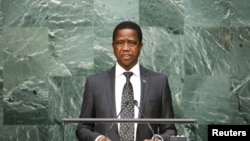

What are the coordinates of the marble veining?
(1, 0, 250, 141)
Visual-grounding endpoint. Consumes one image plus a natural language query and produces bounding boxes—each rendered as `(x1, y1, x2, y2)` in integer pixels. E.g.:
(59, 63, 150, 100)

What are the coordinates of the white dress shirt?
(115, 62, 141, 141)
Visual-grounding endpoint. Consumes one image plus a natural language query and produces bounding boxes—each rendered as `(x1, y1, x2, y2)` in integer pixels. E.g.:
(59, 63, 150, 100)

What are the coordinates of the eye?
(128, 41, 137, 47)
(116, 41, 124, 46)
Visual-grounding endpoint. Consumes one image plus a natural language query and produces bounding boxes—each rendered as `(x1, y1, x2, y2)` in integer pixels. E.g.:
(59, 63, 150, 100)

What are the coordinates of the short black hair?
(112, 21, 142, 43)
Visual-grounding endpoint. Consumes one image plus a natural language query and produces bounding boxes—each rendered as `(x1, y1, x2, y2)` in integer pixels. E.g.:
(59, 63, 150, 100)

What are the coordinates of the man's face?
(112, 29, 143, 71)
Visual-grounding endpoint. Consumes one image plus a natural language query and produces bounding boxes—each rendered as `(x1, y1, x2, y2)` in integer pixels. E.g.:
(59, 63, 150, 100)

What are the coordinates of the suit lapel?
(106, 66, 117, 117)
(139, 65, 150, 116)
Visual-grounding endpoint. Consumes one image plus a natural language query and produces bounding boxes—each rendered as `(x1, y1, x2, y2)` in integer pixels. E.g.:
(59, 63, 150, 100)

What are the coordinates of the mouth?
(122, 54, 132, 60)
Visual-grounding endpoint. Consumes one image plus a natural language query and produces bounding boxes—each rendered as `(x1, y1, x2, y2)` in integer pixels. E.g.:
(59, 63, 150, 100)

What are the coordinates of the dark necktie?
(120, 71, 134, 141)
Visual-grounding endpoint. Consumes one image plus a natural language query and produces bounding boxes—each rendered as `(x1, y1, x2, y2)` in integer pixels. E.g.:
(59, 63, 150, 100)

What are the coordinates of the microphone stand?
(105, 101, 129, 138)
(132, 100, 162, 141)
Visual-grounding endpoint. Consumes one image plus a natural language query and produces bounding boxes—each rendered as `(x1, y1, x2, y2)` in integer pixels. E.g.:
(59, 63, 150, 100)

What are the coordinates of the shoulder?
(86, 66, 115, 81)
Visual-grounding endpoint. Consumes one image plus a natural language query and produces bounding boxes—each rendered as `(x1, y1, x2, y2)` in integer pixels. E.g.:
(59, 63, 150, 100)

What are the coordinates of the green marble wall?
(1, 0, 250, 141)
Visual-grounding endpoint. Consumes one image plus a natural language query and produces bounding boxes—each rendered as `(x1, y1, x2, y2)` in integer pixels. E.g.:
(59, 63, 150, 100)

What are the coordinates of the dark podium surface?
(62, 118, 197, 141)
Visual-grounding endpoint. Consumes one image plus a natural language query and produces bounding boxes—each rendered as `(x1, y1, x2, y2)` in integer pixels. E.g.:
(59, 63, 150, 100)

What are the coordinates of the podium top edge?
(62, 118, 197, 124)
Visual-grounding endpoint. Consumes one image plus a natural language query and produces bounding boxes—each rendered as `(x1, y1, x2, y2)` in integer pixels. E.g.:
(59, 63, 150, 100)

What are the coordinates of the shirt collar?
(115, 62, 140, 77)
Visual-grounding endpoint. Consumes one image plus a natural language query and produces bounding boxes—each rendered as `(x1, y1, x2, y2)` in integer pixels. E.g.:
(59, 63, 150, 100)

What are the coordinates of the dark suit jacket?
(76, 65, 177, 141)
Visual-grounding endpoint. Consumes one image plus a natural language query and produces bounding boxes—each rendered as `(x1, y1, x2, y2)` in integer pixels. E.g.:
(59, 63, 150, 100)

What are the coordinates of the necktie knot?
(123, 71, 133, 82)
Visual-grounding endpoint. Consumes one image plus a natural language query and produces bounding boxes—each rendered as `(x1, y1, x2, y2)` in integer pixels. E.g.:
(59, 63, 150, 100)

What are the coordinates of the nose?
(122, 42, 130, 50)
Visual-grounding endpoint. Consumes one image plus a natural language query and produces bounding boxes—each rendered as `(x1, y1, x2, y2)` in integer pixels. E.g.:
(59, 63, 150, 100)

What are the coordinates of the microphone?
(132, 100, 155, 135)
(132, 100, 163, 141)
(105, 101, 130, 137)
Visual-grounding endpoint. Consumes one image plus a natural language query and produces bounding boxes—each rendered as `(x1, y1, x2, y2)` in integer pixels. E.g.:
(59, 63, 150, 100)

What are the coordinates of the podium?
(62, 118, 197, 141)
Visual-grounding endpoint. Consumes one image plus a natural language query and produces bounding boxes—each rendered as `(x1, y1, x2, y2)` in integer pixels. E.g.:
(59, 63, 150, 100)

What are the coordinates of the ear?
(112, 42, 115, 49)
(140, 42, 143, 49)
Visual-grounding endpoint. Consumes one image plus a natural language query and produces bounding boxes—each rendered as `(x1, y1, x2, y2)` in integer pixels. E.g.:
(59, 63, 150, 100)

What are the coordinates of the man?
(76, 21, 177, 141)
